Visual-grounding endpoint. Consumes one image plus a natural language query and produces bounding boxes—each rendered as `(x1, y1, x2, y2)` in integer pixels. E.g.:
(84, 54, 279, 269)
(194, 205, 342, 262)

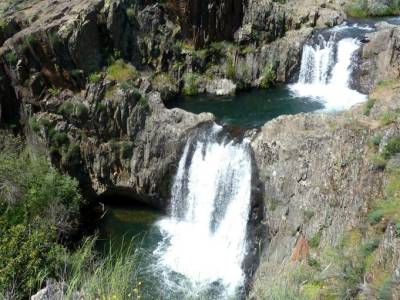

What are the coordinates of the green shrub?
(75, 103, 88, 119)
(48, 87, 61, 97)
(368, 209, 384, 225)
(120, 141, 134, 159)
(63, 144, 81, 167)
(382, 137, 400, 159)
(182, 73, 199, 96)
(259, 65, 276, 89)
(51, 131, 69, 148)
(226, 57, 236, 80)
(361, 238, 380, 257)
(0, 135, 82, 298)
(369, 133, 383, 148)
(106, 59, 138, 82)
(377, 277, 393, 300)
(0, 223, 63, 299)
(364, 98, 376, 116)
(89, 72, 102, 83)
(379, 111, 397, 126)
(5, 51, 17, 65)
(346, 4, 368, 18)
(29, 117, 40, 133)
(309, 232, 321, 248)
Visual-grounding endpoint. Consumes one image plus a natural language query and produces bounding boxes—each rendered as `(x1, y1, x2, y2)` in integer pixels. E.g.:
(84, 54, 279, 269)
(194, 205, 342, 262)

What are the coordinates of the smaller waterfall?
(290, 34, 366, 110)
(154, 125, 252, 298)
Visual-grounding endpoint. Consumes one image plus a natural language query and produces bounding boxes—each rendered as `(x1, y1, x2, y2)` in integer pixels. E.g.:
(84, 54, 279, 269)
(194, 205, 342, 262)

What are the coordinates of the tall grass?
(62, 237, 141, 299)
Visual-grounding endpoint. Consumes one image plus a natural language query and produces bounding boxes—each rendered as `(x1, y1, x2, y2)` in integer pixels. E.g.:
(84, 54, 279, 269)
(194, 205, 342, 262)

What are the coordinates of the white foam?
(154, 125, 252, 297)
(290, 37, 366, 111)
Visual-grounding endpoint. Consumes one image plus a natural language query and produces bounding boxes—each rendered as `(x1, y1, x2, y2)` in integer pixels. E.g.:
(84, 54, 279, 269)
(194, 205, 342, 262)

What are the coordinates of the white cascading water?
(154, 124, 252, 297)
(290, 34, 366, 110)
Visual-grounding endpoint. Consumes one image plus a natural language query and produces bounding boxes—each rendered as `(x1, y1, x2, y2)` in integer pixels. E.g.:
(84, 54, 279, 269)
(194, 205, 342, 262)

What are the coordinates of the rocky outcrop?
(30, 80, 214, 209)
(357, 22, 400, 93)
(249, 81, 400, 298)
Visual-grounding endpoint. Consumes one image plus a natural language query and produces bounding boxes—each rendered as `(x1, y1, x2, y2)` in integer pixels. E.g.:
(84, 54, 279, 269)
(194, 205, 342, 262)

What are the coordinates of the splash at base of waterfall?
(290, 37, 367, 111)
(153, 125, 252, 299)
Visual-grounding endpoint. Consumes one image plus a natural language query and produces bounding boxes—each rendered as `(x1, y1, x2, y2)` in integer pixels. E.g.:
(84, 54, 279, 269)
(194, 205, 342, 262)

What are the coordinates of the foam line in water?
(290, 36, 366, 111)
(154, 124, 252, 297)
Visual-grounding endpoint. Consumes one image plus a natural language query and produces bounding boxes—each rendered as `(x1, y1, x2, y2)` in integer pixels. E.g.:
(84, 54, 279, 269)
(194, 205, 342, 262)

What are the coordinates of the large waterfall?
(290, 32, 367, 110)
(154, 124, 252, 298)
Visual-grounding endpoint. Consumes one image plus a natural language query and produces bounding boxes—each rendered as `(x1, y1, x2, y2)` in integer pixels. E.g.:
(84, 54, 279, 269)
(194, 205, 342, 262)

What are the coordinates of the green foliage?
(369, 133, 383, 148)
(346, 3, 368, 18)
(382, 137, 400, 160)
(361, 238, 381, 257)
(63, 144, 81, 167)
(0, 223, 63, 299)
(225, 57, 236, 80)
(364, 98, 376, 116)
(379, 111, 398, 126)
(29, 116, 41, 133)
(5, 51, 17, 65)
(58, 102, 89, 120)
(106, 59, 138, 83)
(63, 238, 141, 300)
(369, 168, 400, 226)
(48, 87, 61, 97)
(182, 72, 199, 96)
(259, 65, 276, 89)
(368, 209, 384, 225)
(0, 134, 82, 298)
(126, 7, 136, 23)
(89, 72, 102, 83)
(309, 232, 321, 248)
(120, 141, 134, 159)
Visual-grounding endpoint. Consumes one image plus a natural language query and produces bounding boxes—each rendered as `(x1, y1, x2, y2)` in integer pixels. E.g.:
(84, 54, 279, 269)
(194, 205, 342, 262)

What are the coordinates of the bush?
(382, 137, 400, 159)
(89, 72, 102, 83)
(364, 98, 376, 116)
(120, 141, 134, 159)
(368, 209, 384, 225)
(379, 111, 397, 126)
(259, 65, 276, 89)
(226, 57, 236, 80)
(369, 133, 383, 148)
(48, 87, 61, 97)
(5, 51, 17, 65)
(309, 232, 321, 248)
(0, 223, 63, 299)
(182, 73, 199, 96)
(106, 59, 138, 82)
(0, 134, 82, 298)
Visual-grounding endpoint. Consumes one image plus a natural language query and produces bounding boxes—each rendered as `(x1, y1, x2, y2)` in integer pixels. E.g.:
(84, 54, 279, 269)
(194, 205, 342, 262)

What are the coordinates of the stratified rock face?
(168, 0, 245, 48)
(249, 111, 385, 295)
(356, 22, 400, 93)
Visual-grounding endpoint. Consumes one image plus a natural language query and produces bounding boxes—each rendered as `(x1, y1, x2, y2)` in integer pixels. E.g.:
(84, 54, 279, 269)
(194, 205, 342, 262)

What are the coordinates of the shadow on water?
(94, 193, 163, 254)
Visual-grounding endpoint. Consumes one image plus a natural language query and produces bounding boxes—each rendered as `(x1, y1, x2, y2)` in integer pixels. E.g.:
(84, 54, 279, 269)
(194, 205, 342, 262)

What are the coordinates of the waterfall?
(154, 124, 252, 298)
(290, 34, 366, 110)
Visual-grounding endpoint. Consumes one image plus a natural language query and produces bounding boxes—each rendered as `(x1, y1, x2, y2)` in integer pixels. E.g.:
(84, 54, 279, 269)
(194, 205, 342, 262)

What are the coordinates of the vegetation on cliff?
(0, 132, 140, 299)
